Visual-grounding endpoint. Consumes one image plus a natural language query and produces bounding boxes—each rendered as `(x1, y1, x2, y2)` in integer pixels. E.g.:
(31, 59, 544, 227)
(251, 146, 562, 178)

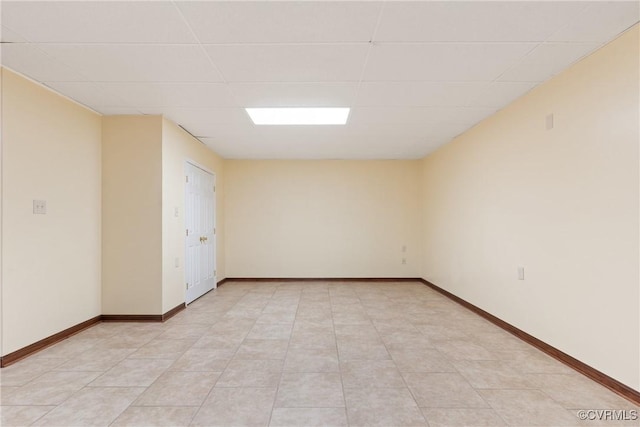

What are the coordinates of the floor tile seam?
(267, 282, 301, 427)
(351, 289, 429, 426)
(180, 294, 260, 427)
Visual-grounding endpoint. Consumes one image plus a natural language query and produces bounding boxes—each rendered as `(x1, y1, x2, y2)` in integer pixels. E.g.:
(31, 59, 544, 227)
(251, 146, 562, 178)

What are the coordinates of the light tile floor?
(1, 281, 638, 426)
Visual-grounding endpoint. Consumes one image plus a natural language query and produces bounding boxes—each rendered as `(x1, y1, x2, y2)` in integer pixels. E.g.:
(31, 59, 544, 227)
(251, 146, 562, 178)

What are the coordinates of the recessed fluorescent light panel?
(246, 107, 350, 125)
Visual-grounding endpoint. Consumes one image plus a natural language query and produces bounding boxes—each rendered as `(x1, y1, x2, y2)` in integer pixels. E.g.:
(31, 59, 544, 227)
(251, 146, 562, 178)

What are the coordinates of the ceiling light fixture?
(245, 107, 350, 125)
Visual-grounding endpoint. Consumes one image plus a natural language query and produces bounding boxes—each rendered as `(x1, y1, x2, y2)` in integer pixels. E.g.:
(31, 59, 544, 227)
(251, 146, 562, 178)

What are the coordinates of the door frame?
(184, 159, 217, 304)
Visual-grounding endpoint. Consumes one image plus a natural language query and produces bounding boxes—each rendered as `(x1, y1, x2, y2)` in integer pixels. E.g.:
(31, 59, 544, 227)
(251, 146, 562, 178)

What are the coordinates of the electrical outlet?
(518, 267, 525, 280)
(402, 258, 407, 265)
(33, 200, 47, 214)
(546, 113, 554, 130)
(175, 257, 180, 268)
(174, 207, 180, 217)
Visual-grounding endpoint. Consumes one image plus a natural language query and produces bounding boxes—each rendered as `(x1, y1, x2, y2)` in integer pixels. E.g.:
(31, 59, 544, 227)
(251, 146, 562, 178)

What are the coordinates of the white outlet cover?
(33, 199, 47, 214)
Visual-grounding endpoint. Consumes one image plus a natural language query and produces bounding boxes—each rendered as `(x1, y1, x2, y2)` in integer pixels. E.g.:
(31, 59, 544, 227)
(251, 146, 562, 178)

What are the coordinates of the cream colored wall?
(102, 115, 163, 315)
(161, 119, 225, 312)
(420, 26, 639, 390)
(225, 160, 422, 278)
(1, 68, 102, 354)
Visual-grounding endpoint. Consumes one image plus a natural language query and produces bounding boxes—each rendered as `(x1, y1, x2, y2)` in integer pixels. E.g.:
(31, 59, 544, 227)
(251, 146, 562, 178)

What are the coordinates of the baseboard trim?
(418, 278, 640, 405)
(101, 314, 162, 322)
(224, 277, 421, 282)
(101, 302, 186, 323)
(1, 303, 187, 368)
(217, 278, 229, 287)
(0, 315, 102, 367)
(162, 302, 186, 321)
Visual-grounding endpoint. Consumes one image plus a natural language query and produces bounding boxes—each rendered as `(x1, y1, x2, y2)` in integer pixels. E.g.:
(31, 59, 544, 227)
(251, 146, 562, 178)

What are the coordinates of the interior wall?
(161, 119, 225, 312)
(102, 115, 163, 315)
(420, 26, 639, 390)
(225, 160, 422, 278)
(1, 68, 102, 354)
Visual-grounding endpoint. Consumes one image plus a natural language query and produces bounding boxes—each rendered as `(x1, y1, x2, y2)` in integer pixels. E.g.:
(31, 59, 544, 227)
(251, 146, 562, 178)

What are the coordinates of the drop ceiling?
(1, 1, 638, 159)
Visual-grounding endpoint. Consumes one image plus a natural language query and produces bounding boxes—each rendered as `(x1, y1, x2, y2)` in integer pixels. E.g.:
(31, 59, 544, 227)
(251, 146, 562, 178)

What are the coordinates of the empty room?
(0, 1, 639, 426)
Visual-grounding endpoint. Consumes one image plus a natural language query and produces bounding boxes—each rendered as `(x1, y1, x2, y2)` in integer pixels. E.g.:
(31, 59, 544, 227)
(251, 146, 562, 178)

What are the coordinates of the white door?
(185, 162, 216, 304)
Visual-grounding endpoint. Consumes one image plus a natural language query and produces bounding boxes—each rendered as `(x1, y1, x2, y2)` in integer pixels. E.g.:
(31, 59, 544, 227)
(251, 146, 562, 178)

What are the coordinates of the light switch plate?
(33, 200, 47, 214)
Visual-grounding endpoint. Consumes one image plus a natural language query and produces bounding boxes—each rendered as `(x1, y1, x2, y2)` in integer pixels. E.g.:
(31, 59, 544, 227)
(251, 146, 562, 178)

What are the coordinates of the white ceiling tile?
(375, 1, 590, 42)
(229, 82, 357, 107)
(36, 44, 223, 82)
(100, 82, 237, 108)
(205, 44, 369, 82)
(43, 81, 131, 108)
(549, 1, 640, 42)
(363, 43, 536, 82)
(348, 107, 498, 128)
(498, 42, 601, 82)
(1, 26, 26, 42)
(356, 82, 488, 107)
(177, 1, 382, 43)
(139, 107, 252, 137)
(467, 82, 539, 108)
(1, 43, 86, 82)
(96, 107, 143, 116)
(2, 1, 196, 43)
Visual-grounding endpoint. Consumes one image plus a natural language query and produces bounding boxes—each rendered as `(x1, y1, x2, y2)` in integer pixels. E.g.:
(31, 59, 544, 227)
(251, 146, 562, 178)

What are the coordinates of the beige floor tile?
(479, 389, 583, 426)
(156, 324, 211, 340)
(0, 358, 66, 386)
(336, 340, 390, 360)
(334, 323, 379, 338)
(235, 339, 289, 359)
(111, 406, 198, 427)
(421, 408, 507, 426)
(492, 349, 575, 374)
(453, 359, 535, 389)
(54, 348, 136, 372)
(344, 387, 418, 407)
(4, 281, 634, 427)
(247, 323, 293, 340)
(403, 372, 489, 408)
(269, 407, 348, 427)
(128, 338, 197, 360)
(527, 373, 639, 410)
(416, 326, 470, 342)
(32, 337, 103, 359)
(284, 346, 339, 372)
(432, 339, 496, 360)
(134, 371, 220, 406)
(346, 406, 427, 426)
(32, 386, 144, 426)
(1, 371, 101, 405)
(341, 360, 405, 388)
(382, 330, 434, 348)
(0, 406, 54, 426)
(256, 312, 297, 324)
(169, 349, 230, 372)
(275, 372, 344, 408)
(191, 387, 277, 426)
(289, 331, 336, 350)
(389, 348, 456, 373)
(332, 312, 370, 325)
(216, 359, 282, 387)
(89, 358, 173, 387)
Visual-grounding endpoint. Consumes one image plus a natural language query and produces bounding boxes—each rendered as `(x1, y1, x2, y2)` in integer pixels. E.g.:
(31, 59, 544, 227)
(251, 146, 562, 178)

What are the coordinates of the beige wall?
(420, 26, 639, 390)
(162, 119, 225, 312)
(102, 115, 163, 315)
(1, 68, 102, 354)
(225, 160, 422, 278)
